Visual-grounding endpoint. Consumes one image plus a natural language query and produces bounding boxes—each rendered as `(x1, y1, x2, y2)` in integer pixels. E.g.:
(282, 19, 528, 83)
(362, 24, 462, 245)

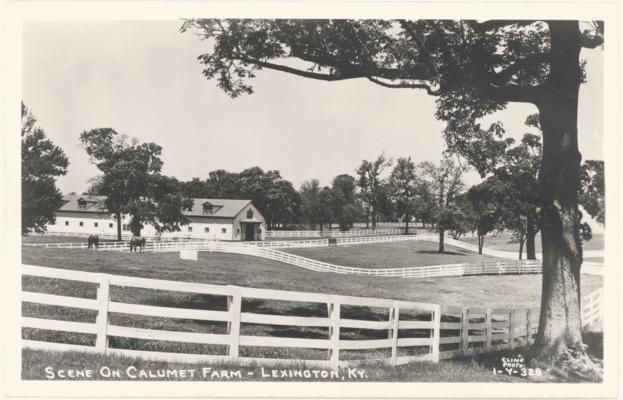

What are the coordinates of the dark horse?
(129, 236, 146, 253)
(87, 235, 99, 249)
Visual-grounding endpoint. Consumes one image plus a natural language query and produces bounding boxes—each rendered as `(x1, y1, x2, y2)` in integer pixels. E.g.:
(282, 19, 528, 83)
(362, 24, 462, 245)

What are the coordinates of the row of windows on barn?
(52, 220, 227, 234)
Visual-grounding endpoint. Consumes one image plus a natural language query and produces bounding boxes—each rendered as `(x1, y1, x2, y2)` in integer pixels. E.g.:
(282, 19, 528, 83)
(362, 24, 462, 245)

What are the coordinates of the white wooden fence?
(265, 228, 408, 239)
(21, 265, 604, 369)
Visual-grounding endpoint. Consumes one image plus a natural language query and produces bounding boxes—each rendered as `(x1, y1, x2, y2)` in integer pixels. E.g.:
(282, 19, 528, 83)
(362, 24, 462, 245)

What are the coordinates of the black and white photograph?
(1, 1, 621, 399)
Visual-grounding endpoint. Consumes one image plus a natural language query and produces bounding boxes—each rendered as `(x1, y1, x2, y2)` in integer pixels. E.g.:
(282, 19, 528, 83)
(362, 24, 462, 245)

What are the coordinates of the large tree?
(420, 159, 465, 252)
(467, 178, 506, 255)
(181, 18, 604, 364)
(80, 128, 191, 239)
(330, 174, 358, 231)
(21, 103, 69, 234)
(389, 157, 419, 234)
(356, 154, 391, 228)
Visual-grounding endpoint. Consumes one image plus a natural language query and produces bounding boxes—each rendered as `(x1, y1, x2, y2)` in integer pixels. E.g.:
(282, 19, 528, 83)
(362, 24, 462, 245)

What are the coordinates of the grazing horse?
(87, 235, 99, 249)
(129, 236, 146, 253)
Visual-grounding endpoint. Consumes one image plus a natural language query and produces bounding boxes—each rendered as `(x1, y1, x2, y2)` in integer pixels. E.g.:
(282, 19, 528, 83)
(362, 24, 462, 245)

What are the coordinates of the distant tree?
(205, 169, 240, 198)
(420, 159, 466, 253)
(180, 177, 208, 198)
(467, 178, 507, 254)
(267, 179, 302, 228)
(330, 174, 358, 231)
(579, 160, 605, 225)
(21, 103, 69, 234)
(413, 179, 436, 229)
(80, 128, 191, 239)
(389, 157, 419, 234)
(356, 154, 392, 228)
(299, 179, 324, 229)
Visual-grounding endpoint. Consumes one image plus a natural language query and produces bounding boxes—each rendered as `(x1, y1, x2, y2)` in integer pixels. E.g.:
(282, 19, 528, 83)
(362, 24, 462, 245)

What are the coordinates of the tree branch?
(483, 83, 549, 104)
(238, 56, 365, 81)
(468, 20, 538, 32)
(367, 77, 441, 95)
(288, 43, 428, 81)
(580, 33, 604, 48)
(490, 53, 551, 84)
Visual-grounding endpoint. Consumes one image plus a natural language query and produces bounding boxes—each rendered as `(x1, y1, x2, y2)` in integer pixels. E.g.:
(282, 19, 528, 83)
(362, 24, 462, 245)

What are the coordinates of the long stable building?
(46, 194, 266, 241)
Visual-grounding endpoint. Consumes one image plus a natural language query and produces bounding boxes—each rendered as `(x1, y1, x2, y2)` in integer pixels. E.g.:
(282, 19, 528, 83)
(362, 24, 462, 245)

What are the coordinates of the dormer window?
(77, 199, 87, 210)
(246, 209, 254, 219)
(203, 204, 214, 215)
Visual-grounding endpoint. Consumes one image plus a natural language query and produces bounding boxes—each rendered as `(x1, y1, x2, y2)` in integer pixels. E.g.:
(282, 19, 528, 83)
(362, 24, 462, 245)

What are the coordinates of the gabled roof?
(185, 198, 252, 218)
(58, 194, 253, 219)
(59, 194, 108, 212)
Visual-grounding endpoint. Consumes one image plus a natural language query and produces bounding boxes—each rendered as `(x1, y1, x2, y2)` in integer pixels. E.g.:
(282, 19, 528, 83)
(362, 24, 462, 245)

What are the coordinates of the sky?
(22, 20, 604, 194)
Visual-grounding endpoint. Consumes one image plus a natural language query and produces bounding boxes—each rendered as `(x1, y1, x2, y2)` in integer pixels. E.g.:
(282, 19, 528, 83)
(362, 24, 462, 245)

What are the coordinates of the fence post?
(461, 308, 470, 355)
(227, 286, 242, 361)
(431, 304, 441, 363)
(327, 297, 341, 369)
(525, 309, 533, 345)
(389, 302, 400, 366)
(485, 308, 492, 350)
(508, 310, 515, 349)
(95, 275, 110, 354)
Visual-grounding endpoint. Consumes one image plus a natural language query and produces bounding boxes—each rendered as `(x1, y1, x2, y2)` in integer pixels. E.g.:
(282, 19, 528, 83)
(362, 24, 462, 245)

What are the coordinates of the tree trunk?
(422, 221, 425, 228)
(405, 218, 409, 235)
(477, 234, 484, 255)
(438, 230, 444, 253)
(116, 211, 122, 241)
(532, 20, 584, 360)
(518, 236, 524, 260)
(526, 213, 537, 260)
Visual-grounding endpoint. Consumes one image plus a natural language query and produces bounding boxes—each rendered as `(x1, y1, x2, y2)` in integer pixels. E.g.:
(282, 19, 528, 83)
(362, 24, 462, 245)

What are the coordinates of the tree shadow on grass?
(416, 250, 467, 256)
(583, 331, 603, 359)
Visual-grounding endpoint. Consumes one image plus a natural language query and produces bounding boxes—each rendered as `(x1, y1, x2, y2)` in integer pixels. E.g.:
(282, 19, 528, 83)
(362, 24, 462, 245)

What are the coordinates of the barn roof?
(59, 194, 108, 212)
(58, 194, 253, 219)
(185, 198, 252, 218)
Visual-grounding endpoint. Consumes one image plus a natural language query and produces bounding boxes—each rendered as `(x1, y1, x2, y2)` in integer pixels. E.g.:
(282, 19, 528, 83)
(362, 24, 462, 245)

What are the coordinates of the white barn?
(46, 194, 266, 241)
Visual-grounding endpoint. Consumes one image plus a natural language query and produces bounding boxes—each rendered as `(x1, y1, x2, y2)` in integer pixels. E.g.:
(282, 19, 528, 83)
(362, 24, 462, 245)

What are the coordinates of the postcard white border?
(1, 1, 621, 399)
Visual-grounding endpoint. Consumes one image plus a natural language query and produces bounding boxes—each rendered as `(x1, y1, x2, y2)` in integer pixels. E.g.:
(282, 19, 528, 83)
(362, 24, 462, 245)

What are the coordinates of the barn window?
(188, 226, 193, 232)
(204, 227, 210, 233)
(79, 221, 84, 227)
(94, 222, 98, 227)
(221, 228, 226, 234)
(65, 221, 69, 226)
(78, 200, 87, 210)
(247, 209, 253, 219)
(203, 204, 213, 215)
(109, 223, 113, 228)
(122, 224, 129, 231)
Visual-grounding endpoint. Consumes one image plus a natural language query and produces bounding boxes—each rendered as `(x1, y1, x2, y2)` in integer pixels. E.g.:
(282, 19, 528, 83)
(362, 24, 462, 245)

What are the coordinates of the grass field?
(22, 247, 602, 311)
(22, 235, 120, 244)
(284, 240, 503, 269)
(459, 233, 604, 253)
(21, 246, 603, 382)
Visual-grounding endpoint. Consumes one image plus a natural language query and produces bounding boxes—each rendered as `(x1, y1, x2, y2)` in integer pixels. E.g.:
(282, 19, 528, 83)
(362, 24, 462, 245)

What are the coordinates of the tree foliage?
(356, 154, 392, 228)
(420, 159, 466, 252)
(389, 157, 419, 233)
(579, 160, 605, 225)
(178, 167, 301, 228)
(21, 103, 69, 234)
(80, 128, 191, 238)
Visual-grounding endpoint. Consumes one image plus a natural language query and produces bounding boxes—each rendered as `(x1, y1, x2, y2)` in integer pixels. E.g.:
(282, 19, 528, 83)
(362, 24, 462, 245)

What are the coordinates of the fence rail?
(265, 228, 409, 239)
(21, 265, 604, 369)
